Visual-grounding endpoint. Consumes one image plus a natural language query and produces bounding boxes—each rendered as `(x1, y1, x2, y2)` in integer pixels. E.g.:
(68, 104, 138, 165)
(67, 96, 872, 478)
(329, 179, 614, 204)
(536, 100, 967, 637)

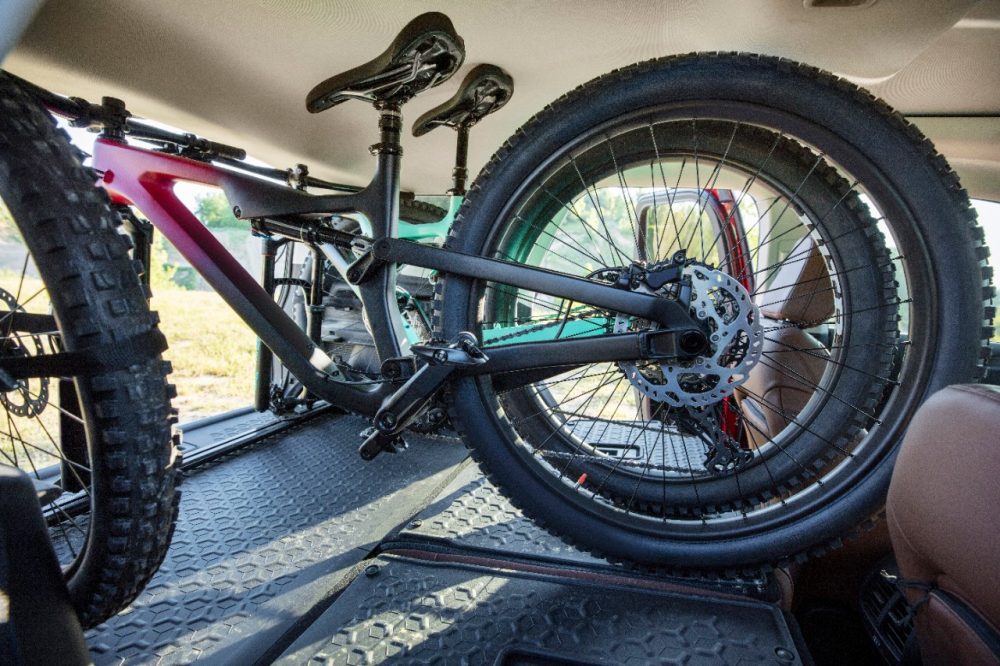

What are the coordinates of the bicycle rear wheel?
(0, 72, 178, 626)
(436, 53, 993, 570)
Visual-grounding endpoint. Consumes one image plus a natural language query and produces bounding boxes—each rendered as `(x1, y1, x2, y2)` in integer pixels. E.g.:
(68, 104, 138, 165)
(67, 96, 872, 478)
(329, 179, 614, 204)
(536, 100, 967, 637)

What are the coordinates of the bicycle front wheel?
(0, 72, 179, 626)
(435, 53, 993, 570)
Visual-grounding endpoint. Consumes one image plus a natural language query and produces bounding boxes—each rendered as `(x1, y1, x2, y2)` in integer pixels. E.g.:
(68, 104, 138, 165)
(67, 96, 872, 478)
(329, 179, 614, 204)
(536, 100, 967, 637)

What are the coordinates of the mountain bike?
(0, 12, 992, 627)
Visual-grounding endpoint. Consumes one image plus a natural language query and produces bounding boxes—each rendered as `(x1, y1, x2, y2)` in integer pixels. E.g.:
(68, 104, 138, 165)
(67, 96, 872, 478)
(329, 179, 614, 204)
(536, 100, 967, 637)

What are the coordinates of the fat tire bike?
(0, 12, 993, 626)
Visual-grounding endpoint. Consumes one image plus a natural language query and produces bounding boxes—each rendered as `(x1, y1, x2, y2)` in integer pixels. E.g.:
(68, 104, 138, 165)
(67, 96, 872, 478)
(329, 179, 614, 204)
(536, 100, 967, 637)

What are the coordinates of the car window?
(974, 199, 999, 342)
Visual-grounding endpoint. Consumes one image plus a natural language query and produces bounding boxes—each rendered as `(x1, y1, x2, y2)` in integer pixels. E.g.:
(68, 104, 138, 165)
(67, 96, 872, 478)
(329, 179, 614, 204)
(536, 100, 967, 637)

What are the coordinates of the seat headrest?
(758, 237, 835, 326)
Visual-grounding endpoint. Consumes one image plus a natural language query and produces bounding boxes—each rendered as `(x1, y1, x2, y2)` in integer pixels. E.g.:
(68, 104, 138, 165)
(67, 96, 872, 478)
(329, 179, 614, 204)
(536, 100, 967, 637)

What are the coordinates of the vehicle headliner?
(5, 0, 1000, 199)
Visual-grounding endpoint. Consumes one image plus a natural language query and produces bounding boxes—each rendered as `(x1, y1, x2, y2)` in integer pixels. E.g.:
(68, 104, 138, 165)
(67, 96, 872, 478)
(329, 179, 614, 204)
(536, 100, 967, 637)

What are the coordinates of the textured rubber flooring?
(69, 414, 467, 665)
(175, 408, 283, 457)
(54, 409, 797, 664)
(277, 553, 804, 665)
(566, 418, 707, 473)
(391, 465, 770, 596)
(275, 464, 800, 664)
(399, 465, 608, 564)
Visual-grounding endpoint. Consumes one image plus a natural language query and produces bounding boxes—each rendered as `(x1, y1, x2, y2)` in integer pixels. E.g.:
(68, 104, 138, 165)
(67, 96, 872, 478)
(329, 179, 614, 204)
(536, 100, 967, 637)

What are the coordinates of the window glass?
(973, 199, 999, 341)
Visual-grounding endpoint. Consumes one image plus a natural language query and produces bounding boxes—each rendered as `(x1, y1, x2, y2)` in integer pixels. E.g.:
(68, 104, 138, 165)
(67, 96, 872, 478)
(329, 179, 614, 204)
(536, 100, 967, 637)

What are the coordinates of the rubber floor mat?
(276, 553, 805, 665)
(66, 414, 466, 665)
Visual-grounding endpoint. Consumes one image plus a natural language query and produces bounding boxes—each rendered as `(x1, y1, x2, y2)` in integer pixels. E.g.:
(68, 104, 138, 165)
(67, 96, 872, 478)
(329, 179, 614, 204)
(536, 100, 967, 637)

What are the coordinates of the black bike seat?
(412, 64, 514, 136)
(306, 13, 465, 113)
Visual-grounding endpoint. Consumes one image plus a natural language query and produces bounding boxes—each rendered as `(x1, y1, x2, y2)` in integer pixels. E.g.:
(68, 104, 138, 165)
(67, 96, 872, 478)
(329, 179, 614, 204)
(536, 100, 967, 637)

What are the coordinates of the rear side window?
(974, 199, 999, 342)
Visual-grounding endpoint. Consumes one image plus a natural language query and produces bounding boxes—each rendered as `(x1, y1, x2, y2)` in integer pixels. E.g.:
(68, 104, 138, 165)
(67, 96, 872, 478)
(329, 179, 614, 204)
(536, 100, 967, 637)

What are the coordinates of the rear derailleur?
(677, 406, 754, 474)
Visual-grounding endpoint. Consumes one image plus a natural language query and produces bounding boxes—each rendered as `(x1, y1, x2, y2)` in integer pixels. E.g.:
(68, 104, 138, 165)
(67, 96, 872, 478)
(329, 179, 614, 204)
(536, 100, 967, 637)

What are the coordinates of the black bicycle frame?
(209, 105, 704, 415)
(78, 95, 701, 419)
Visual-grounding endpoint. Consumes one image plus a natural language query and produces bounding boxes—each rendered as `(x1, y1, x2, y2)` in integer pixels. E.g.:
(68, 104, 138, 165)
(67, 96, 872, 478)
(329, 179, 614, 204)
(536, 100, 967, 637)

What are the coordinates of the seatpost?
(370, 100, 404, 229)
(372, 101, 404, 157)
(450, 124, 470, 196)
(363, 101, 410, 362)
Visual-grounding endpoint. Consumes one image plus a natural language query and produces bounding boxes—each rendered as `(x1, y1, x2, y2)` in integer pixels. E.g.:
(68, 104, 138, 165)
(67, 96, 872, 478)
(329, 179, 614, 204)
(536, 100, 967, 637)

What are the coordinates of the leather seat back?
(737, 237, 834, 445)
(887, 384, 1000, 665)
(757, 236, 834, 325)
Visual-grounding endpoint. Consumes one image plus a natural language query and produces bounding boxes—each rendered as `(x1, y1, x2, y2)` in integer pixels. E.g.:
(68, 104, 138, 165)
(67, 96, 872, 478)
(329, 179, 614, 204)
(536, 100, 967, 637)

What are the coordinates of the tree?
(194, 190, 242, 229)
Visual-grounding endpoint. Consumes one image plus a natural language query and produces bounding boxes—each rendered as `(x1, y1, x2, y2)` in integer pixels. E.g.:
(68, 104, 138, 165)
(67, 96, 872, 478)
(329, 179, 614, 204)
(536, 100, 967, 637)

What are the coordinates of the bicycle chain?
(483, 307, 607, 344)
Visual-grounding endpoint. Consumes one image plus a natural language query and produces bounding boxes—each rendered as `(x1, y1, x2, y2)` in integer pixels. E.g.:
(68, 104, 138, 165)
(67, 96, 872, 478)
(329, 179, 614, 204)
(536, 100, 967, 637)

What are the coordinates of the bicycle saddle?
(306, 12, 465, 113)
(412, 64, 514, 136)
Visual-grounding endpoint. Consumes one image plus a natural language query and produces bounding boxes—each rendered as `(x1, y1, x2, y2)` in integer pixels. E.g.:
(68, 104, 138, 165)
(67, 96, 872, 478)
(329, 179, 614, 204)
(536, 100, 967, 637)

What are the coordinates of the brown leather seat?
(887, 384, 1000, 665)
(736, 237, 834, 445)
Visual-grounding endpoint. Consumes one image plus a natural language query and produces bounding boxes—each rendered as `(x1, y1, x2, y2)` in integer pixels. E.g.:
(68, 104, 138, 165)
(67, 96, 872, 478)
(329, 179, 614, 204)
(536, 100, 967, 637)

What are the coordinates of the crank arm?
(359, 332, 486, 460)
(365, 238, 695, 329)
(359, 362, 455, 460)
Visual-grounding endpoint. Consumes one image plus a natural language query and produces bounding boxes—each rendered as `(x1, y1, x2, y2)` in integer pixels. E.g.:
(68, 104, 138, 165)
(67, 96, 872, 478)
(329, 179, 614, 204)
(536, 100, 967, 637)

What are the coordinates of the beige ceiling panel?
(4, 0, 995, 193)
(912, 116, 1000, 201)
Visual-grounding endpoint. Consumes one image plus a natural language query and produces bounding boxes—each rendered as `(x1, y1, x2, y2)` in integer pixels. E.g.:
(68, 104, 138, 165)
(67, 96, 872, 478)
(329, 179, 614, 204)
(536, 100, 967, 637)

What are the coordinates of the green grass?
(151, 284, 257, 421)
(0, 265, 257, 472)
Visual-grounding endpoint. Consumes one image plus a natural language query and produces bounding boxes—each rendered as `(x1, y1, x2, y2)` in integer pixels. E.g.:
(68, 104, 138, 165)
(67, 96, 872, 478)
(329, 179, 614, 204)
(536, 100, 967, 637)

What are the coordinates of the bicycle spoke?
(737, 408, 785, 507)
(589, 402, 646, 498)
(681, 122, 738, 258)
(8, 419, 93, 495)
(705, 130, 784, 260)
(649, 144, 688, 261)
(552, 375, 631, 479)
(757, 356, 881, 423)
(737, 384, 854, 458)
(6, 413, 88, 558)
(623, 417, 669, 514)
(762, 337, 900, 385)
(0, 287, 47, 328)
(760, 298, 907, 328)
(511, 364, 619, 429)
(607, 136, 642, 257)
(518, 213, 611, 270)
(569, 155, 632, 268)
(744, 182, 860, 289)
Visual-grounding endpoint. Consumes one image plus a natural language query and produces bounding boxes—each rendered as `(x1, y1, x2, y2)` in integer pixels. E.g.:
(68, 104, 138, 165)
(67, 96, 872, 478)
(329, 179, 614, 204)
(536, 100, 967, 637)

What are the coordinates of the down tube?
(92, 139, 388, 414)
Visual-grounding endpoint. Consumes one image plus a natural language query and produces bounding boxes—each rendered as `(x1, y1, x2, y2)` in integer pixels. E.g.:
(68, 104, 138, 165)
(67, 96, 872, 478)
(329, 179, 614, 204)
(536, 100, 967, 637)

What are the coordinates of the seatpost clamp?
(369, 102, 404, 156)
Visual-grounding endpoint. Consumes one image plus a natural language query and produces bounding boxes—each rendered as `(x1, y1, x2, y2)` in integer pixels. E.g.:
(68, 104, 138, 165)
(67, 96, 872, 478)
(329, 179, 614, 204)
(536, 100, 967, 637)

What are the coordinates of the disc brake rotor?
(0, 287, 50, 417)
(615, 264, 762, 408)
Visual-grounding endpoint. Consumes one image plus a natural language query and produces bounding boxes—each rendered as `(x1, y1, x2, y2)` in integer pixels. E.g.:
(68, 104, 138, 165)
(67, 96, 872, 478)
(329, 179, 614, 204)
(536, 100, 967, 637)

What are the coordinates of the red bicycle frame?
(91, 138, 396, 414)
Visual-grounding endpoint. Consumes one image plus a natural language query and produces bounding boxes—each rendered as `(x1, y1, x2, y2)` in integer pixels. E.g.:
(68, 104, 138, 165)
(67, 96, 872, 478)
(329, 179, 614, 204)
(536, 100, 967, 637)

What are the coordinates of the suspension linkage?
(358, 332, 486, 460)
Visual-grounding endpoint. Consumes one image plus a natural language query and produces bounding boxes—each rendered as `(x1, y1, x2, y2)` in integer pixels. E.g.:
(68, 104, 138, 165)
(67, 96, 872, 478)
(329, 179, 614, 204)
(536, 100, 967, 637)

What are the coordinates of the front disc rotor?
(0, 287, 50, 416)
